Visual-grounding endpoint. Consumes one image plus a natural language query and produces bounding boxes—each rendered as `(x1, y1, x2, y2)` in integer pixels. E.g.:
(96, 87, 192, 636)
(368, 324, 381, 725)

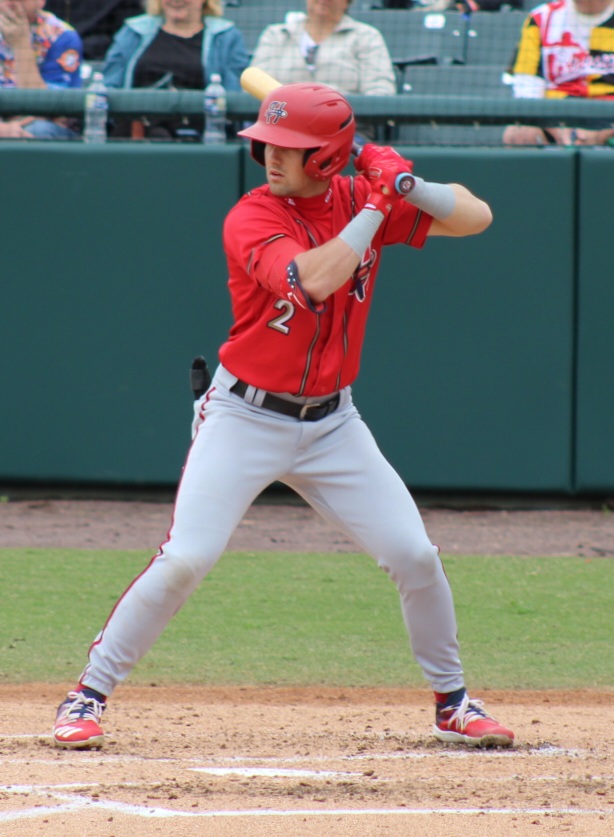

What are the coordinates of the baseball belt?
(230, 379, 340, 422)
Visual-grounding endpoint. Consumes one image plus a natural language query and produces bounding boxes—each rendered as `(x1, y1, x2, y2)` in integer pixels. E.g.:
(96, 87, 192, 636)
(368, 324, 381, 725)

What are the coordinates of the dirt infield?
(1, 498, 613, 835)
(2, 496, 614, 556)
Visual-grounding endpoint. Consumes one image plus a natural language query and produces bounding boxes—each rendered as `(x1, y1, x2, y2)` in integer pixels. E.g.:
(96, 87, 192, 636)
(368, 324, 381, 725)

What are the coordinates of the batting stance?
(53, 83, 514, 750)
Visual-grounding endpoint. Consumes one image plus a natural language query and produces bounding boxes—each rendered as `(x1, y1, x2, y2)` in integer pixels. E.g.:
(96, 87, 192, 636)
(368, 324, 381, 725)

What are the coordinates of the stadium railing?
(1, 87, 611, 126)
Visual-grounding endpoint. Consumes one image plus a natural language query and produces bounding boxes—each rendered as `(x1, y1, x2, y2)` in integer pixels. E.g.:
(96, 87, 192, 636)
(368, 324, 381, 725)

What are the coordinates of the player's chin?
(268, 183, 289, 197)
(267, 173, 288, 194)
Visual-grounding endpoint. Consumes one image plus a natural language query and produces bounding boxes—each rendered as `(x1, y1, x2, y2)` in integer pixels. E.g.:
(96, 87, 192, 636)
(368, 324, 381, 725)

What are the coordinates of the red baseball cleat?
(434, 693, 514, 748)
(53, 691, 106, 749)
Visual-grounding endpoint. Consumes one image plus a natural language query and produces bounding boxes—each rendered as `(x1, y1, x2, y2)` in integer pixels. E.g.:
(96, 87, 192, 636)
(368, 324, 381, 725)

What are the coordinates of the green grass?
(0, 549, 611, 690)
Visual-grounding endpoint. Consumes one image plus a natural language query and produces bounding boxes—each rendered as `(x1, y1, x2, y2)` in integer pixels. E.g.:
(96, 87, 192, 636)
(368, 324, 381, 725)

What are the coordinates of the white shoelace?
(446, 694, 490, 730)
(62, 691, 104, 722)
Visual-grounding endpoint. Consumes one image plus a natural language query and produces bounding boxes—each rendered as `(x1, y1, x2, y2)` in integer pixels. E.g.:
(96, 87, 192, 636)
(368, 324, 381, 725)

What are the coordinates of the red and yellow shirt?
(512, 0, 614, 98)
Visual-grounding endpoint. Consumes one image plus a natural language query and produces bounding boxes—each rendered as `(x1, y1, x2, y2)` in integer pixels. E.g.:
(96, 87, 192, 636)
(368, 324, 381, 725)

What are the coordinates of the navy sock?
(79, 687, 106, 704)
(434, 686, 466, 707)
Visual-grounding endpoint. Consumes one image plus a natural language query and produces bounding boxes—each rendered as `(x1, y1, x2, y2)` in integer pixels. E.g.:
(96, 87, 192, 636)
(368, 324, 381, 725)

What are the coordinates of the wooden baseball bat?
(240, 66, 283, 101)
(239, 68, 414, 195)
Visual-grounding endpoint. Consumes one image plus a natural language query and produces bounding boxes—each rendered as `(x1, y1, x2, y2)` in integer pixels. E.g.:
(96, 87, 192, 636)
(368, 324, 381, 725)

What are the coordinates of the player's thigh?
(289, 412, 433, 559)
(172, 402, 295, 553)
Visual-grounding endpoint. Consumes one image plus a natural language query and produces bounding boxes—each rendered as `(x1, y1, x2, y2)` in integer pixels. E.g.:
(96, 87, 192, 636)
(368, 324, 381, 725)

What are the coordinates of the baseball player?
(53, 82, 514, 750)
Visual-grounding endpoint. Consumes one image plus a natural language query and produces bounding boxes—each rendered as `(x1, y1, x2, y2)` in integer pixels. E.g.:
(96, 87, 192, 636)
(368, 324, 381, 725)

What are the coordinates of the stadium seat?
(393, 64, 512, 145)
(397, 122, 507, 146)
(354, 9, 524, 68)
(399, 64, 514, 96)
(441, 10, 525, 66)
(353, 10, 450, 64)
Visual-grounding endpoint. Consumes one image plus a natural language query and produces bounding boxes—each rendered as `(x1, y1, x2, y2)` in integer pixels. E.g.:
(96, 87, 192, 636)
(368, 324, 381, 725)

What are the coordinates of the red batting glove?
(361, 164, 415, 215)
(354, 143, 413, 178)
(363, 189, 400, 215)
(355, 144, 415, 214)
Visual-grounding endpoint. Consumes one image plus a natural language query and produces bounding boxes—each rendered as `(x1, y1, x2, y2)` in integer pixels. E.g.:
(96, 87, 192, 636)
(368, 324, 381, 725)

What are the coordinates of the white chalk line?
(2, 743, 610, 823)
(1, 785, 612, 823)
(189, 767, 362, 778)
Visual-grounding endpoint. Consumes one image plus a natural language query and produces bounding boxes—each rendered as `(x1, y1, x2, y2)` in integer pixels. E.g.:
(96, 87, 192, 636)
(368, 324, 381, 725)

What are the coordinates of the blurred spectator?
(0, 118, 31, 135)
(44, 1, 143, 61)
(250, 0, 396, 97)
(455, 0, 523, 9)
(0, 0, 82, 139)
(412, 0, 522, 10)
(102, 0, 249, 140)
(503, 0, 614, 145)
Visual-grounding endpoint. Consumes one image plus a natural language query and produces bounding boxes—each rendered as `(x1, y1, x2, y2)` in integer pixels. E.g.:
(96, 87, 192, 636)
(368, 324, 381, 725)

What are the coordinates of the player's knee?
(380, 542, 440, 591)
(156, 540, 222, 594)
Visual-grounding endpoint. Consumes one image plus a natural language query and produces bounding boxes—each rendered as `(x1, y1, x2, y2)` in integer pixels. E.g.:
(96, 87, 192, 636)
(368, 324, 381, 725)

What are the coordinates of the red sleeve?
(223, 194, 305, 302)
(383, 200, 433, 249)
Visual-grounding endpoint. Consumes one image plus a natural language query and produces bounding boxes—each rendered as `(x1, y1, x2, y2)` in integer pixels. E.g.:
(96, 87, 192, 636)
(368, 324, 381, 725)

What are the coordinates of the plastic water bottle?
(203, 73, 226, 144)
(83, 72, 108, 143)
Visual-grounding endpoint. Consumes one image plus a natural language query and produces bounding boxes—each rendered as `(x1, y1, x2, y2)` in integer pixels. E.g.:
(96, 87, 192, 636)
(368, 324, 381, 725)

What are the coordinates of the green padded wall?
(0, 143, 239, 484)
(575, 150, 614, 491)
(0, 144, 594, 492)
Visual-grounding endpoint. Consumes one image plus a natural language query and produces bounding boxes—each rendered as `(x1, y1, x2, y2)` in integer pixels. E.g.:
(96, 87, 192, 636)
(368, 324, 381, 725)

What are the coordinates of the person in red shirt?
(503, 0, 614, 145)
(53, 82, 515, 752)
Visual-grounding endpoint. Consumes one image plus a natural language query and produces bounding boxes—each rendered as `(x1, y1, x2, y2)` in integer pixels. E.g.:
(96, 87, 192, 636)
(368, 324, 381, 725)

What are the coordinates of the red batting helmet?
(238, 83, 355, 180)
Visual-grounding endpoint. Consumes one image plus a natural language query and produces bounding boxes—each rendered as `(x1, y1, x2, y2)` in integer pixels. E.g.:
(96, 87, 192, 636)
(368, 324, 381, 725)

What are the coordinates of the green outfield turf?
(1, 549, 611, 690)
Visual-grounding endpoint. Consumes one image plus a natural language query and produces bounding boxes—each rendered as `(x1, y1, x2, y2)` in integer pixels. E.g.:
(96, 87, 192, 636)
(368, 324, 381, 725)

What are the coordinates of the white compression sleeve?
(337, 207, 385, 258)
(405, 176, 456, 219)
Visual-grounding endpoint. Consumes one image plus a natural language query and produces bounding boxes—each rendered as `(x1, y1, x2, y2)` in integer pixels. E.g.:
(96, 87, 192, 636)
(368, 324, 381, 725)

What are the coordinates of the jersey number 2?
(268, 299, 295, 335)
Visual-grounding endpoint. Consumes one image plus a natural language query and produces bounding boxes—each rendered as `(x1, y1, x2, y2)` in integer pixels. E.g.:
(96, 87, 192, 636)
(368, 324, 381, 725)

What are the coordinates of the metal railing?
(1, 89, 612, 129)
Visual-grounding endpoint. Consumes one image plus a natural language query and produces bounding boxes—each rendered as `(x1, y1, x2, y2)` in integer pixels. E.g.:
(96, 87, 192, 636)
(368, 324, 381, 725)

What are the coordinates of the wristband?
(405, 176, 455, 219)
(337, 207, 385, 258)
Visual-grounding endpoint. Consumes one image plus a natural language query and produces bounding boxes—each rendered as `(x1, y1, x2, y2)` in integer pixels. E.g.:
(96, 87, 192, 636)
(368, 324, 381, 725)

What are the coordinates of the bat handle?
(394, 172, 415, 195)
(352, 139, 414, 196)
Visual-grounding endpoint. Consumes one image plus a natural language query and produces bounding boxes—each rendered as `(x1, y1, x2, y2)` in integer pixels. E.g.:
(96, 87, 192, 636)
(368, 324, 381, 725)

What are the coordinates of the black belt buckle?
(299, 394, 340, 421)
(299, 401, 321, 420)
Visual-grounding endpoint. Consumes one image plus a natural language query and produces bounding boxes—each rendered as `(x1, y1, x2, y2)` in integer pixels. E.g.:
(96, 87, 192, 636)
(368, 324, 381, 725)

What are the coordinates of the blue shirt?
(0, 11, 83, 89)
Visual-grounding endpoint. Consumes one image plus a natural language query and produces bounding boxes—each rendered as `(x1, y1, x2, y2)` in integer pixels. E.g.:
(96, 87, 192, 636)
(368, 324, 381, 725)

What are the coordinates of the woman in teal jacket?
(102, 0, 249, 138)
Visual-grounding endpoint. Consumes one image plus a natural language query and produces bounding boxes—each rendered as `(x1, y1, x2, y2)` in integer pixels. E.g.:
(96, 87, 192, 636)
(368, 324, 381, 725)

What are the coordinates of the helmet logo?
(265, 101, 288, 125)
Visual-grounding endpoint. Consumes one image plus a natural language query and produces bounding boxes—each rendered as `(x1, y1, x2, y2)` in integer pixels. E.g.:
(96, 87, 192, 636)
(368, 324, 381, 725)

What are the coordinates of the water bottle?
(83, 72, 108, 144)
(203, 73, 226, 144)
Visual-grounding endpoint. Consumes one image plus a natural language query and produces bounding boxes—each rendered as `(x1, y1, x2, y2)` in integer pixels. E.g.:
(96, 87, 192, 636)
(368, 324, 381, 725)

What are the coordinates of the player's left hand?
(360, 162, 415, 217)
(356, 145, 416, 214)
(354, 143, 413, 179)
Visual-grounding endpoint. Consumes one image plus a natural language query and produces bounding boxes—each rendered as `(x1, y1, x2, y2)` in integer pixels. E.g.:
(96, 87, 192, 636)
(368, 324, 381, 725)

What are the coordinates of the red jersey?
(219, 173, 432, 397)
